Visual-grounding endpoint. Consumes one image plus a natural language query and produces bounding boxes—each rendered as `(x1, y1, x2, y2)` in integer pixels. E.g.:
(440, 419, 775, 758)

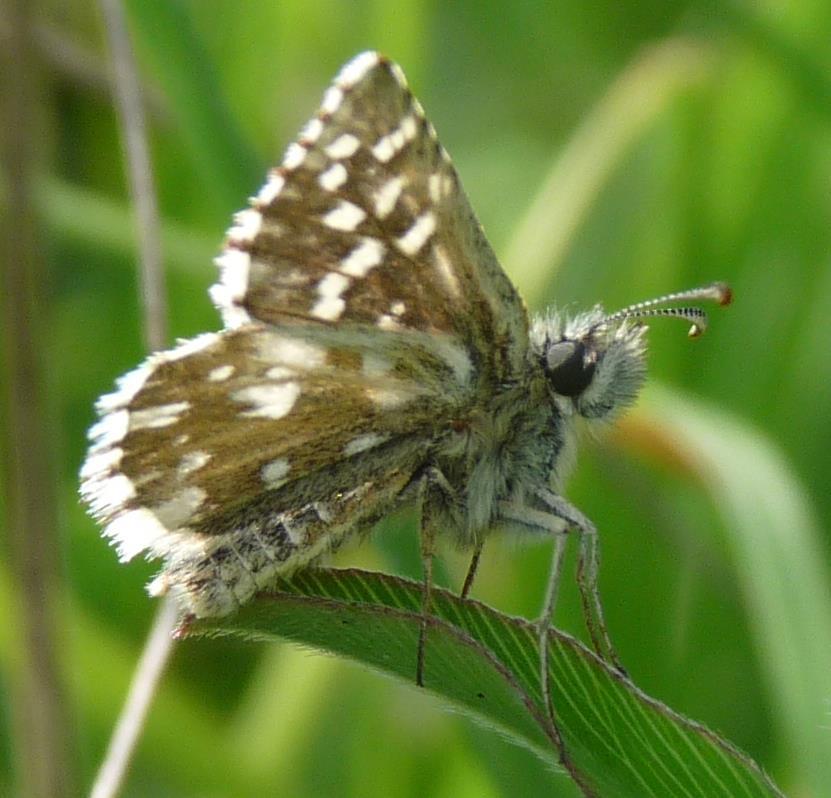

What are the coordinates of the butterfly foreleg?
(497, 491, 623, 722)
(415, 465, 457, 687)
(496, 500, 569, 720)
(530, 487, 624, 674)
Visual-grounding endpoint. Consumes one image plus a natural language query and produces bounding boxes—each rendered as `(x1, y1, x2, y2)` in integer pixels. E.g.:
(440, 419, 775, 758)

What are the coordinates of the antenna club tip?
(687, 324, 705, 338)
(714, 282, 733, 307)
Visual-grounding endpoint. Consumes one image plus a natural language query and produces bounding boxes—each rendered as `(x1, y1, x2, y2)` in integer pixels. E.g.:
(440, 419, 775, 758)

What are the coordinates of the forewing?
(212, 51, 530, 383)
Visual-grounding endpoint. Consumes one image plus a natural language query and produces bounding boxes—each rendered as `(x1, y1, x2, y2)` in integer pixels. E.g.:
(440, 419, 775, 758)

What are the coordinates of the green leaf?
(188, 568, 784, 798)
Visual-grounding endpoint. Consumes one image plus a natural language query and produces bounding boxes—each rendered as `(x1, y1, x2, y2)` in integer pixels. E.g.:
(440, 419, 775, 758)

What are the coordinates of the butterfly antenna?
(601, 282, 732, 338)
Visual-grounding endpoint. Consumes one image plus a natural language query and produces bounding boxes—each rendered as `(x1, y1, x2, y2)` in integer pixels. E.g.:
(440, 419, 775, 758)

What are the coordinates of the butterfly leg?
(498, 493, 624, 722)
(416, 466, 456, 688)
(532, 488, 624, 674)
(460, 539, 484, 599)
(417, 518, 435, 688)
(539, 532, 569, 722)
(496, 501, 570, 721)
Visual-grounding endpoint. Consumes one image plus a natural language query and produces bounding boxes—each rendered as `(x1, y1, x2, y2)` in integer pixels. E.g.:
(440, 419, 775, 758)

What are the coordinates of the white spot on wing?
(213, 249, 250, 302)
(266, 366, 294, 380)
(228, 209, 262, 242)
(97, 363, 153, 412)
(80, 446, 123, 481)
(429, 173, 442, 203)
(147, 572, 168, 597)
(319, 163, 347, 191)
(338, 238, 384, 277)
(178, 450, 210, 477)
(256, 333, 326, 369)
(390, 301, 406, 316)
(311, 272, 350, 320)
(321, 86, 344, 115)
(215, 300, 252, 329)
(130, 401, 190, 431)
(337, 51, 380, 87)
(372, 114, 418, 163)
(390, 62, 408, 88)
(433, 244, 461, 298)
(430, 172, 455, 204)
(152, 486, 206, 529)
(372, 136, 395, 163)
(150, 528, 207, 560)
(430, 338, 473, 386)
(261, 458, 290, 489)
(88, 409, 129, 449)
(256, 173, 285, 206)
(396, 211, 436, 255)
(232, 383, 300, 419)
(83, 472, 135, 518)
(322, 200, 366, 231)
(210, 249, 251, 329)
(208, 364, 234, 382)
(284, 142, 307, 170)
(300, 117, 324, 143)
(366, 385, 411, 408)
(376, 314, 401, 331)
(373, 176, 404, 218)
(105, 507, 169, 562)
(400, 115, 418, 140)
(325, 133, 360, 160)
(164, 333, 221, 362)
(344, 433, 389, 456)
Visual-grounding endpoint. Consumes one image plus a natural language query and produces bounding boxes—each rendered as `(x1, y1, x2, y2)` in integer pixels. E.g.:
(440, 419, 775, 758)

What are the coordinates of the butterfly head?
(533, 282, 732, 421)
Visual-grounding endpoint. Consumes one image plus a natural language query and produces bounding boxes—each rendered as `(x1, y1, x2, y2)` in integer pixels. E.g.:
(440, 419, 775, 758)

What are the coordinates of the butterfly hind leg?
(460, 540, 484, 599)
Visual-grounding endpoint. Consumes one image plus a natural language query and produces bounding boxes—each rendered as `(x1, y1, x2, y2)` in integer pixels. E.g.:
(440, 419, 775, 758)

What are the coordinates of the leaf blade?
(189, 568, 784, 798)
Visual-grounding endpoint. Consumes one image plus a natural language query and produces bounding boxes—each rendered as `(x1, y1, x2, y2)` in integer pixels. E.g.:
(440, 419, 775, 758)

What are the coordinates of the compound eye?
(546, 340, 596, 397)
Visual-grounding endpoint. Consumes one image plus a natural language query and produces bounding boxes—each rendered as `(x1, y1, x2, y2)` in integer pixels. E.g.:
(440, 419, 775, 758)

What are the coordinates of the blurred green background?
(2, 0, 831, 796)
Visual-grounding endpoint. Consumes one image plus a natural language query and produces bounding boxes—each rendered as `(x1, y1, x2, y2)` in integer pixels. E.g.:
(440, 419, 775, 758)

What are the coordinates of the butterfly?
(80, 51, 730, 714)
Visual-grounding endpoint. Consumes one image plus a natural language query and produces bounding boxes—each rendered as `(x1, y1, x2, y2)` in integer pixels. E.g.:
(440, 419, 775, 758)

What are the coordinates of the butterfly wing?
(82, 324, 464, 615)
(212, 51, 529, 383)
(81, 51, 530, 616)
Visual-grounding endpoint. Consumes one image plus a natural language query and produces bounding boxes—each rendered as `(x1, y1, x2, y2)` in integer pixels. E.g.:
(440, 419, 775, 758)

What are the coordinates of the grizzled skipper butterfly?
(81, 51, 730, 715)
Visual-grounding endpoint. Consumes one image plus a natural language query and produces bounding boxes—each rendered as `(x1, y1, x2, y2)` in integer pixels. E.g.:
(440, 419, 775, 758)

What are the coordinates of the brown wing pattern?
(81, 52, 530, 616)
(212, 51, 529, 384)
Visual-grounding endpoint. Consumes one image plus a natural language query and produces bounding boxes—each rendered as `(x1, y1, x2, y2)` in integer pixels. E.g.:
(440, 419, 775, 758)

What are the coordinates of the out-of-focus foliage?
(2, 1, 830, 795)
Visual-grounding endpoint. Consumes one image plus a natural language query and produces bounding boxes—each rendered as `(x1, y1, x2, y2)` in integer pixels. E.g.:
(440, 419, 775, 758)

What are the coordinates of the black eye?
(545, 340, 596, 397)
